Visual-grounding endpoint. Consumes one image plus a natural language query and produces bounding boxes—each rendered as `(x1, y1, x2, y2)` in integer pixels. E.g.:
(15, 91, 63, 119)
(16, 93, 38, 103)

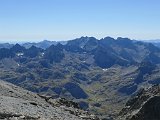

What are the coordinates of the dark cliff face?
(135, 96, 160, 120)
(44, 44, 65, 63)
(119, 85, 160, 120)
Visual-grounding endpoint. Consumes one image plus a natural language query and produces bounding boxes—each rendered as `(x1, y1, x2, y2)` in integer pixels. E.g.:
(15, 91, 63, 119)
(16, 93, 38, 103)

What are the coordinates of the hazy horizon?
(0, 0, 160, 42)
(0, 36, 160, 44)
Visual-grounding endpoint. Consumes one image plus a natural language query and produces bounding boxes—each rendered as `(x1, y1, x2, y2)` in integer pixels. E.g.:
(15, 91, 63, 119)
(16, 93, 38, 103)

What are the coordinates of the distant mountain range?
(142, 39, 160, 48)
(0, 36, 160, 119)
(1, 38, 160, 49)
(143, 39, 160, 43)
(22, 40, 67, 49)
(0, 43, 14, 49)
(0, 40, 67, 49)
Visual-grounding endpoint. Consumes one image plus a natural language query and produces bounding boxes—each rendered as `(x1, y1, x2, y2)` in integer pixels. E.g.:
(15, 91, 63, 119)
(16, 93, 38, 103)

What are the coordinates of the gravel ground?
(0, 80, 98, 120)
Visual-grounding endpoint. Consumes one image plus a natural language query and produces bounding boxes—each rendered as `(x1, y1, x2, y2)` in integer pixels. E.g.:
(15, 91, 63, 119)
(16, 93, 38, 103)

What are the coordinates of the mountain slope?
(0, 36, 160, 119)
(0, 80, 98, 120)
(118, 85, 160, 120)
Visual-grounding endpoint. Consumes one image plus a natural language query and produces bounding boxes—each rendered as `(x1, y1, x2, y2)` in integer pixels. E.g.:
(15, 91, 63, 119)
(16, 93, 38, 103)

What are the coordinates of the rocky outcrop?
(0, 80, 99, 120)
(118, 85, 160, 120)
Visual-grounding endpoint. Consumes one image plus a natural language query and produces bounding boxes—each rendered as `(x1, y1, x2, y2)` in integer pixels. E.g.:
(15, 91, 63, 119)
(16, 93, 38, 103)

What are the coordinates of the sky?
(0, 0, 160, 43)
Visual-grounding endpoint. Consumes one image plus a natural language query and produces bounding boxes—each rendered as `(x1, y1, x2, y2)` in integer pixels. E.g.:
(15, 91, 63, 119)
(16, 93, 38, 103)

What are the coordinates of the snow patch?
(102, 69, 108, 71)
(17, 53, 24, 56)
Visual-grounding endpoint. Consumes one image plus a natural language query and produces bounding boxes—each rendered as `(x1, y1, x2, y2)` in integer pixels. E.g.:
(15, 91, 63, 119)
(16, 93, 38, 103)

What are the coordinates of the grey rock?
(0, 80, 98, 120)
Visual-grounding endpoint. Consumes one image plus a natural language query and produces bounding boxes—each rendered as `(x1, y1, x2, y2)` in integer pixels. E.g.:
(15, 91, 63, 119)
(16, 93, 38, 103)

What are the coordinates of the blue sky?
(0, 0, 160, 42)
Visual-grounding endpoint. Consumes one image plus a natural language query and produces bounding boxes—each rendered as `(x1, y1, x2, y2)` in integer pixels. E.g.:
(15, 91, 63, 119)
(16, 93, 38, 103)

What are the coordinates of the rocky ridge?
(0, 80, 99, 120)
(118, 85, 160, 120)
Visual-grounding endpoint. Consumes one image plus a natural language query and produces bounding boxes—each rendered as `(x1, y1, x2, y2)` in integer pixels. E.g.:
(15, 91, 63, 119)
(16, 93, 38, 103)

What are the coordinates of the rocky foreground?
(0, 80, 99, 120)
(118, 85, 160, 120)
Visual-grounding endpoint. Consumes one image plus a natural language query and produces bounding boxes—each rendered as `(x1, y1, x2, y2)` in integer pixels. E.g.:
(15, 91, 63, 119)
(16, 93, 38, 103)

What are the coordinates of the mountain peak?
(11, 43, 26, 53)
